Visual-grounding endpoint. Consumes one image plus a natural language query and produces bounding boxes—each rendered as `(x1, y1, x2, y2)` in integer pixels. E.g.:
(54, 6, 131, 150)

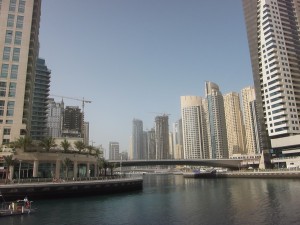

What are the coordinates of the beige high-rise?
(0, 0, 41, 145)
(223, 92, 246, 157)
(243, 0, 300, 150)
(241, 87, 258, 155)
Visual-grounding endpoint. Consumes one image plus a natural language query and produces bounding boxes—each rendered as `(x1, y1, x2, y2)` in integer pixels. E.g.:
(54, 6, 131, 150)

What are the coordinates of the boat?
(0, 193, 36, 217)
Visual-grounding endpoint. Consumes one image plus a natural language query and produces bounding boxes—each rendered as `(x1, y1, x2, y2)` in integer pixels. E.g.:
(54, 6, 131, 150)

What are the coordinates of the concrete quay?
(0, 177, 143, 200)
(216, 170, 300, 179)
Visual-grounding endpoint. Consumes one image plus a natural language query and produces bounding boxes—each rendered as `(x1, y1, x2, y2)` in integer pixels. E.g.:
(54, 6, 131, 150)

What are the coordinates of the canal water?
(1, 174, 300, 225)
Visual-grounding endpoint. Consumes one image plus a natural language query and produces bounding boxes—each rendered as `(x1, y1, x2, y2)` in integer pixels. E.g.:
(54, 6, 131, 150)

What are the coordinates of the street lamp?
(18, 160, 22, 184)
(120, 155, 122, 175)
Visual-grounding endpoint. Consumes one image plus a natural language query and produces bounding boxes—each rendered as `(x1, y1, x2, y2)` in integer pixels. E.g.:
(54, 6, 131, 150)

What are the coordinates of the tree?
(108, 162, 116, 176)
(11, 136, 32, 152)
(74, 141, 85, 153)
(103, 160, 109, 176)
(39, 137, 57, 152)
(95, 147, 103, 158)
(86, 145, 94, 155)
(3, 155, 15, 183)
(60, 139, 71, 153)
(63, 157, 72, 179)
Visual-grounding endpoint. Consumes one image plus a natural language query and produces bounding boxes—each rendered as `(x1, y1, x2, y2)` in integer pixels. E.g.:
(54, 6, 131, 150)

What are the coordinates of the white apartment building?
(243, 0, 300, 152)
(181, 96, 209, 159)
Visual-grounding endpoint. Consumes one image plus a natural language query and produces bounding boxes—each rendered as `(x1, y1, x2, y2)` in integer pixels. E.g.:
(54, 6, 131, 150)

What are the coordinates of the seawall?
(217, 171, 300, 179)
(0, 177, 143, 200)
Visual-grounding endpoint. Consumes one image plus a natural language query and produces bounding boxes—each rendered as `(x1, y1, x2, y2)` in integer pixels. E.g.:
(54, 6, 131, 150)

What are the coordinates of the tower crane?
(50, 94, 92, 116)
(49, 94, 92, 143)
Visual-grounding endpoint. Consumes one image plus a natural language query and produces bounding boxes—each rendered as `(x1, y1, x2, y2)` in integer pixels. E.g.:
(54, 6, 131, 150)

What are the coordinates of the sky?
(39, 0, 253, 154)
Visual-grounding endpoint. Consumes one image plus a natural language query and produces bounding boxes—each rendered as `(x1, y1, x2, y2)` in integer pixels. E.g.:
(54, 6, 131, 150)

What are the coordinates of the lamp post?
(120, 155, 122, 175)
(18, 160, 22, 184)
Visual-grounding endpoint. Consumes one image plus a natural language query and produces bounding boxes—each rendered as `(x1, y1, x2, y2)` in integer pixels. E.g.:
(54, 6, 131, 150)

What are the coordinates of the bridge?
(108, 159, 253, 170)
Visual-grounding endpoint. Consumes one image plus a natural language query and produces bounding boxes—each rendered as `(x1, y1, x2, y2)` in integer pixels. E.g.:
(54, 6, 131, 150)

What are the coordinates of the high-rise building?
(241, 87, 263, 155)
(0, 0, 41, 145)
(173, 119, 183, 159)
(243, 0, 300, 151)
(109, 141, 120, 160)
(132, 119, 144, 160)
(83, 121, 89, 145)
(62, 106, 82, 138)
(31, 58, 51, 140)
(204, 82, 228, 159)
(169, 132, 174, 159)
(146, 128, 156, 159)
(46, 98, 64, 138)
(181, 96, 209, 159)
(223, 92, 246, 157)
(155, 115, 169, 159)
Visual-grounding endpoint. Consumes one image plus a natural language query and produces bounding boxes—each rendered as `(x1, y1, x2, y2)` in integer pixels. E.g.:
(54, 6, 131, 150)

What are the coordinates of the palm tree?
(74, 141, 85, 153)
(3, 155, 15, 183)
(108, 162, 116, 176)
(97, 158, 106, 176)
(11, 136, 32, 152)
(60, 139, 71, 153)
(63, 157, 72, 179)
(86, 145, 94, 155)
(39, 137, 57, 152)
(103, 159, 109, 176)
(95, 147, 103, 158)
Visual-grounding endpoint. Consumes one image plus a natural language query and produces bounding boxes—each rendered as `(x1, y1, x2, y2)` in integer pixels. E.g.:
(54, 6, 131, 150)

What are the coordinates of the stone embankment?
(0, 177, 143, 200)
(217, 170, 300, 178)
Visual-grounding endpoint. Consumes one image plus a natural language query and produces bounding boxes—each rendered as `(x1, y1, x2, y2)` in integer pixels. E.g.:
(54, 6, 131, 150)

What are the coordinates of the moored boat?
(0, 194, 35, 217)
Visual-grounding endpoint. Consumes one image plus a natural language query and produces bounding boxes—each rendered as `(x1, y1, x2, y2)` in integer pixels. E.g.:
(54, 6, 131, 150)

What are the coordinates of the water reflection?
(2, 175, 300, 225)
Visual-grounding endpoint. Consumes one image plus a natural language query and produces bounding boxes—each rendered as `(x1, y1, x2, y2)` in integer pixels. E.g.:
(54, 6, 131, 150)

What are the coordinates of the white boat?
(0, 194, 36, 217)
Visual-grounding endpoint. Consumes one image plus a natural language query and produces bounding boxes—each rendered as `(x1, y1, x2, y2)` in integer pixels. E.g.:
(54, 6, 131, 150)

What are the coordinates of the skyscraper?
(132, 119, 144, 160)
(0, 0, 41, 145)
(46, 98, 64, 138)
(146, 128, 156, 160)
(109, 141, 120, 160)
(62, 106, 82, 138)
(223, 92, 246, 157)
(31, 58, 51, 140)
(241, 87, 263, 155)
(204, 82, 228, 159)
(243, 0, 300, 151)
(155, 115, 169, 159)
(173, 119, 183, 159)
(181, 96, 209, 159)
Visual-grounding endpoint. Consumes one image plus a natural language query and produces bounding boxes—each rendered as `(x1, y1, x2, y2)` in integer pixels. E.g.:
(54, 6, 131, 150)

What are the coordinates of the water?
(2, 174, 300, 225)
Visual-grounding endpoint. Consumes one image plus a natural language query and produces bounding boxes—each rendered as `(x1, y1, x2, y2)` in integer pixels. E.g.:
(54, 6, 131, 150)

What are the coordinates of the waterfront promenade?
(0, 176, 143, 200)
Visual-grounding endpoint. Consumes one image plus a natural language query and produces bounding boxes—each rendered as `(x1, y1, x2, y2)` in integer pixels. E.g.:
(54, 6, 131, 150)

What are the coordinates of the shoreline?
(183, 170, 300, 179)
(0, 177, 143, 200)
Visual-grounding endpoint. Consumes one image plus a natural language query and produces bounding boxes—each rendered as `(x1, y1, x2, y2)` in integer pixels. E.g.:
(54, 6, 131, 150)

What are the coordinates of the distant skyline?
(39, 0, 253, 152)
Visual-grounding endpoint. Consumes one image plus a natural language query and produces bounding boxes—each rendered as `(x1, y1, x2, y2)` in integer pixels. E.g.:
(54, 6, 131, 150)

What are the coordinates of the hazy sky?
(39, 0, 253, 153)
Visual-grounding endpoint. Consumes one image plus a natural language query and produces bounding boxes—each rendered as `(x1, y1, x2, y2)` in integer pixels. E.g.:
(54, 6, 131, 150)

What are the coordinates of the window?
(9, 0, 16, 12)
(16, 16, 24, 29)
(0, 100, 4, 116)
(12, 48, 20, 62)
(3, 128, 10, 135)
(7, 14, 14, 27)
(0, 82, 6, 97)
(6, 120, 13, 124)
(7, 101, 14, 116)
(5, 30, 13, 44)
(1, 64, 9, 78)
(8, 82, 16, 97)
(18, 0, 25, 13)
(3, 47, 11, 61)
(10, 65, 18, 79)
(14, 31, 22, 45)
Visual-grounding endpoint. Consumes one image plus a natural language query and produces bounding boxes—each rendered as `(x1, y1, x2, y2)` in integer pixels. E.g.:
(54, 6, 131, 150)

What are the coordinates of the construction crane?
(50, 94, 92, 115)
(149, 112, 171, 117)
